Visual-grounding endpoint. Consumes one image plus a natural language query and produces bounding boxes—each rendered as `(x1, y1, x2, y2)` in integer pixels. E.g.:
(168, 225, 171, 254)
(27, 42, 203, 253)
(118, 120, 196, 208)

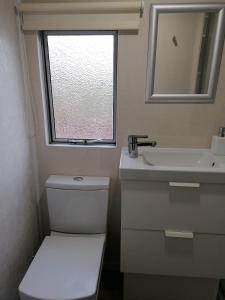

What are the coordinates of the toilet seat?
(19, 233, 105, 300)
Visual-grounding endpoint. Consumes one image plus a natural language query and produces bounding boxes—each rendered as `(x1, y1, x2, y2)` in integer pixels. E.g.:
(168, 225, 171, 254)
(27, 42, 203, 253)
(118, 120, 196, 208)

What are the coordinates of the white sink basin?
(142, 149, 217, 168)
(120, 147, 225, 183)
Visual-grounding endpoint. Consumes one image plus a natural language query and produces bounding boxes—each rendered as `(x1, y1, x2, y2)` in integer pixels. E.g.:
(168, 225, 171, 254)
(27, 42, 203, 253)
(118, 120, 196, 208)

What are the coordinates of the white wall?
(24, 0, 225, 267)
(0, 0, 39, 298)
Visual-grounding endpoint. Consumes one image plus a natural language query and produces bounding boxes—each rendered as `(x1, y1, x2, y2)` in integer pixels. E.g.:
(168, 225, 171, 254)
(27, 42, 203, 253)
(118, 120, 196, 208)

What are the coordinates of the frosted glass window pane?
(47, 34, 114, 140)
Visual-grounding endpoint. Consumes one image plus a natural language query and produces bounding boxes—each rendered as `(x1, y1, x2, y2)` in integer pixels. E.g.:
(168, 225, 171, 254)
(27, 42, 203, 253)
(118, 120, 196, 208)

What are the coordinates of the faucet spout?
(138, 141, 157, 147)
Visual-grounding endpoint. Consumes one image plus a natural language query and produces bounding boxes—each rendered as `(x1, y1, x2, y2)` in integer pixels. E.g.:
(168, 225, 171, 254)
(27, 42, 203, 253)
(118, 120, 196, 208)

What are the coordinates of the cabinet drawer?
(121, 229, 225, 278)
(121, 181, 225, 234)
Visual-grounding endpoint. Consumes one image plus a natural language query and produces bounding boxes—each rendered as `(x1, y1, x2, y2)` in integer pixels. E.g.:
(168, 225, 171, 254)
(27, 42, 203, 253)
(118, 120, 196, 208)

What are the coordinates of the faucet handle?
(128, 135, 148, 143)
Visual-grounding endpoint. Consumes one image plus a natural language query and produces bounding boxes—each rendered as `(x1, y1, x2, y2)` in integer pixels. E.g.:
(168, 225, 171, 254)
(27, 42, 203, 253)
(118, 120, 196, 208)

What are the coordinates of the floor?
(99, 271, 223, 300)
(99, 270, 123, 300)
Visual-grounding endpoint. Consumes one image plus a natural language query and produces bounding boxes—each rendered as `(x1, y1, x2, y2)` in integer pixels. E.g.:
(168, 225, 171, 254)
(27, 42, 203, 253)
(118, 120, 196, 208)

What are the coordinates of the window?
(42, 31, 117, 145)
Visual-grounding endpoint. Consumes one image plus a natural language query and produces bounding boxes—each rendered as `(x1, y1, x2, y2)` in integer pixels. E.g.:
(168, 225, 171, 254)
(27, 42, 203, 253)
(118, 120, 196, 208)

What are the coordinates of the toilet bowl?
(19, 175, 110, 300)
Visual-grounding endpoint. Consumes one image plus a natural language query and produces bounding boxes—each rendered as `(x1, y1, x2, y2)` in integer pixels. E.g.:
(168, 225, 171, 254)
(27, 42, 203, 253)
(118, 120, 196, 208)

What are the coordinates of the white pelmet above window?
(16, 1, 143, 31)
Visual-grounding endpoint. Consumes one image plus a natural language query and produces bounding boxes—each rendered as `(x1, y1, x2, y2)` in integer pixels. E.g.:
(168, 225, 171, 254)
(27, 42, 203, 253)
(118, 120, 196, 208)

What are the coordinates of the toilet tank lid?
(46, 175, 110, 190)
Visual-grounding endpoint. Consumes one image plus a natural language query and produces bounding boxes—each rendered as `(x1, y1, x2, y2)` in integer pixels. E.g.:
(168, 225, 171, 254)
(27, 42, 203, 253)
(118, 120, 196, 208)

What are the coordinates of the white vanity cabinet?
(121, 180, 225, 279)
(120, 147, 225, 300)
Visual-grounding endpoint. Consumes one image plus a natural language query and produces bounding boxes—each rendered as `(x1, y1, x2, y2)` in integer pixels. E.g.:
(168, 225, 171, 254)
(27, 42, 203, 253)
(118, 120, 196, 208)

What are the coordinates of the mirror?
(146, 4, 225, 103)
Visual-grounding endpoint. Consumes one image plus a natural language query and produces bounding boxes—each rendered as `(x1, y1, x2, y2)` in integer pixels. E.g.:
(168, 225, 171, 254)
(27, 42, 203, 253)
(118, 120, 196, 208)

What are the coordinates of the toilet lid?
(19, 234, 105, 300)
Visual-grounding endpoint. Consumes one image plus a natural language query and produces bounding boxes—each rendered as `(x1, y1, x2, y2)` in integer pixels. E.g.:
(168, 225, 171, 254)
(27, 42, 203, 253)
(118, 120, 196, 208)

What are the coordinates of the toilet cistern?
(128, 135, 157, 158)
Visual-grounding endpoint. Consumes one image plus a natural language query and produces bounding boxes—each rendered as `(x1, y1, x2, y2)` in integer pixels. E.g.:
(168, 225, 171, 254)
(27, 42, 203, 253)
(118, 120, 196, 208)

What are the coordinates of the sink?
(120, 147, 225, 183)
(142, 148, 217, 168)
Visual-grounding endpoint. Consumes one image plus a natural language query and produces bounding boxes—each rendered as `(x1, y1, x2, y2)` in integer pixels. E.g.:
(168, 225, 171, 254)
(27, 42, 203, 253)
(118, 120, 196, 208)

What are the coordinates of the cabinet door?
(121, 181, 225, 234)
(121, 229, 225, 278)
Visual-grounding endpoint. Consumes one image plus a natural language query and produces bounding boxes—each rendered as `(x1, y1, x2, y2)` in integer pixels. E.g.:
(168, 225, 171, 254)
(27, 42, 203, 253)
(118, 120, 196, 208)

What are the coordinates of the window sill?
(46, 142, 117, 149)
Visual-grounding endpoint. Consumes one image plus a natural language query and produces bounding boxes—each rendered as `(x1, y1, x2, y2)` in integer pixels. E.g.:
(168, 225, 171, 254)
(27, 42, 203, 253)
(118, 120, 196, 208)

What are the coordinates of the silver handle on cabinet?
(169, 182, 200, 188)
(165, 230, 194, 239)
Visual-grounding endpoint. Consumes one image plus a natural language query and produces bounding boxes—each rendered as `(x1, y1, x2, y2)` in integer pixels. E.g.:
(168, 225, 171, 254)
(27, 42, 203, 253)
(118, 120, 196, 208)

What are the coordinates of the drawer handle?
(165, 230, 194, 239)
(169, 182, 200, 188)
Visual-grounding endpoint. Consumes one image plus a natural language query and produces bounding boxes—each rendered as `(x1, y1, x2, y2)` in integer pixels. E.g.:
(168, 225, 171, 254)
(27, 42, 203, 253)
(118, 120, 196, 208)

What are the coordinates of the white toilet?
(19, 175, 110, 300)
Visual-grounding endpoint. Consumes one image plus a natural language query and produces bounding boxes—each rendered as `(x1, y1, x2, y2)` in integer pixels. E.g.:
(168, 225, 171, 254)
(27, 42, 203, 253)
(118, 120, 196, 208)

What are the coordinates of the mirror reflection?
(154, 12, 218, 95)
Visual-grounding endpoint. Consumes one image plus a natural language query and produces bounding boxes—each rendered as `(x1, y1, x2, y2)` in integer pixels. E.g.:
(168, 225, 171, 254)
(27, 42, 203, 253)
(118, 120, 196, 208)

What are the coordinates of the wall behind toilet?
(0, 0, 39, 298)
(24, 0, 225, 267)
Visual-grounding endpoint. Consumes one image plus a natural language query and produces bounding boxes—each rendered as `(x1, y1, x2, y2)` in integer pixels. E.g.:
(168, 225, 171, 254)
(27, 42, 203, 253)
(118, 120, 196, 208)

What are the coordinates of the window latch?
(67, 139, 103, 145)
(67, 139, 88, 144)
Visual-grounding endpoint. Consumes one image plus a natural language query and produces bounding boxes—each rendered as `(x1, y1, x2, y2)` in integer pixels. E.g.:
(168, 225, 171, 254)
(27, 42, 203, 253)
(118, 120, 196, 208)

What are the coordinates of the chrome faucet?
(218, 127, 225, 137)
(128, 135, 157, 158)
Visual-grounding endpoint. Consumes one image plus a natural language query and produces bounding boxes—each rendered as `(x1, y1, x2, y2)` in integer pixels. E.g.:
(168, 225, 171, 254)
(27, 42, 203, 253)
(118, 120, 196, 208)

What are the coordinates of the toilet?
(19, 175, 110, 300)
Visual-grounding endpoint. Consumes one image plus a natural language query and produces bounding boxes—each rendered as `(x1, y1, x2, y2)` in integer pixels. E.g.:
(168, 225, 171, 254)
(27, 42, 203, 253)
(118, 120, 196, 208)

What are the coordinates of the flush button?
(73, 176, 84, 181)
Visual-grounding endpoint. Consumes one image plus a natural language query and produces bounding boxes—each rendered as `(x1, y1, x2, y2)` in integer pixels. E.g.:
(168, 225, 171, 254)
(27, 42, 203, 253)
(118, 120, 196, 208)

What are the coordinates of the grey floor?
(99, 272, 223, 300)
(99, 271, 123, 300)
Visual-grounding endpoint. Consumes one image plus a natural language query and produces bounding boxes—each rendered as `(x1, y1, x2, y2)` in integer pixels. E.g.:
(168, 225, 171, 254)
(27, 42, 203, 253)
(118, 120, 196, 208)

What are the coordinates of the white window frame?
(41, 30, 117, 146)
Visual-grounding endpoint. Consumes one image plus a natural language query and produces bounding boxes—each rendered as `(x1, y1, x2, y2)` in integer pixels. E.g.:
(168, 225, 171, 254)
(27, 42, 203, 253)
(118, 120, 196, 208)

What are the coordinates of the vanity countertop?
(119, 147, 225, 183)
